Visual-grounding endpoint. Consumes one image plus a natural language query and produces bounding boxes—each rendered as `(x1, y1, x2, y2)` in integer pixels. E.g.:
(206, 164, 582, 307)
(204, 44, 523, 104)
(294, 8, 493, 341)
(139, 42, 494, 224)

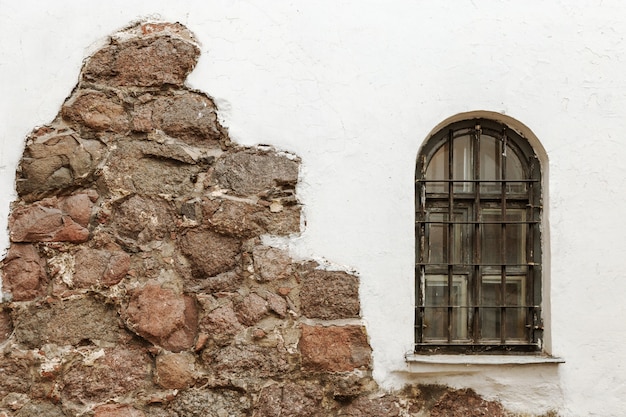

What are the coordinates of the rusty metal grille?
(415, 119, 542, 354)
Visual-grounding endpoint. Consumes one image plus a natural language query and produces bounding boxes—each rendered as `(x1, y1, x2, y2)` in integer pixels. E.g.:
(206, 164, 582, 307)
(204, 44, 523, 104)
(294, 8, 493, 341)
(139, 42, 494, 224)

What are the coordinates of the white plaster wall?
(2, 1, 626, 416)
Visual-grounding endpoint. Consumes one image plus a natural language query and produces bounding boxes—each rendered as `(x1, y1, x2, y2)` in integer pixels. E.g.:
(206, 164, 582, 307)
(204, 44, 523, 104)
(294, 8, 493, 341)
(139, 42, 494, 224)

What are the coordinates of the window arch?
(415, 118, 542, 353)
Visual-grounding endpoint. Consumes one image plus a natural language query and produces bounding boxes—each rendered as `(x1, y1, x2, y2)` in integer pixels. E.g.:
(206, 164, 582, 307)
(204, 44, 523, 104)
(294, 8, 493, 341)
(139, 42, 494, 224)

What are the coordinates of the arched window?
(415, 118, 542, 353)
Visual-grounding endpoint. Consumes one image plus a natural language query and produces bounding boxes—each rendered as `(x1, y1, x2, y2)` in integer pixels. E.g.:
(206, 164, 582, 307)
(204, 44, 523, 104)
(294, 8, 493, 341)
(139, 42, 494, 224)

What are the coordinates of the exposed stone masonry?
(0, 21, 534, 416)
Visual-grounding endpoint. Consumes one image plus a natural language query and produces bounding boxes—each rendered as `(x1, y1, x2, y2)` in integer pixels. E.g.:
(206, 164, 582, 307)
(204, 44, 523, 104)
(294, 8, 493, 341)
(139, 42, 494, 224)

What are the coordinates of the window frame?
(415, 118, 543, 354)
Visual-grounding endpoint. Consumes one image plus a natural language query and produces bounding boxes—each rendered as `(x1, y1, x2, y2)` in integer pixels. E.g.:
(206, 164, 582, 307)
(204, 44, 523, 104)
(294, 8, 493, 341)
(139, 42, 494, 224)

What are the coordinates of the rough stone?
(15, 401, 66, 417)
(150, 92, 223, 145)
(111, 195, 176, 246)
(299, 325, 371, 372)
(213, 151, 299, 197)
(338, 396, 401, 417)
(125, 283, 198, 352)
(155, 352, 196, 390)
(1, 244, 47, 301)
(252, 246, 295, 282)
(428, 388, 506, 417)
(300, 270, 360, 320)
(62, 90, 130, 133)
(82, 30, 199, 88)
(235, 293, 268, 326)
(101, 140, 200, 196)
(207, 199, 301, 238)
(206, 344, 293, 381)
(0, 309, 12, 343)
(199, 304, 244, 345)
(9, 196, 92, 243)
(179, 228, 240, 278)
(265, 291, 288, 318)
(253, 383, 324, 417)
(170, 388, 250, 417)
(94, 404, 146, 417)
(62, 346, 152, 405)
(17, 131, 105, 200)
(73, 246, 130, 288)
(183, 270, 243, 294)
(0, 355, 33, 398)
(12, 296, 122, 348)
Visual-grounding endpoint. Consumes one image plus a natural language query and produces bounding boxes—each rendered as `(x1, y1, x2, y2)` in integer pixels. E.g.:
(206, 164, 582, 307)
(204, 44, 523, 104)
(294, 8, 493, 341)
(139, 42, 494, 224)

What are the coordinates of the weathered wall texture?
(0, 21, 550, 417)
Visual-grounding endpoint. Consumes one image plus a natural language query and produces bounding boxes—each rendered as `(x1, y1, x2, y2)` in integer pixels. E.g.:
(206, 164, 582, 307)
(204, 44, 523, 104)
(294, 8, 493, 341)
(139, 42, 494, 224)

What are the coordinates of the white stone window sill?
(405, 353, 565, 365)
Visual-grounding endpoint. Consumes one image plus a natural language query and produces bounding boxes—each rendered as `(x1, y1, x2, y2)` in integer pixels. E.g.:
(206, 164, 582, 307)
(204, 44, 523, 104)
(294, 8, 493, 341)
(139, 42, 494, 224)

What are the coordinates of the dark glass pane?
(425, 144, 447, 193)
(424, 276, 468, 341)
(480, 135, 500, 182)
(426, 209, 470, 264)
(481, 209, 526, 265)
(505, 146, 527, 193)
(505, 307, 527, 340)
(453, 135, 473, 193)
(481, 276, 525, 307)
(480, 136, 527, 193)
(481, 308, 500, 341)
(423, 308, 447, 341)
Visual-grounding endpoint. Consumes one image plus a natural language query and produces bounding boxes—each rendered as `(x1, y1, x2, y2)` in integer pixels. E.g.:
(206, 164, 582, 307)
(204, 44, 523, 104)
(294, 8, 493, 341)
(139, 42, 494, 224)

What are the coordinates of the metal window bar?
(447, 128, 454, 343)
(500, 128, 508, 344)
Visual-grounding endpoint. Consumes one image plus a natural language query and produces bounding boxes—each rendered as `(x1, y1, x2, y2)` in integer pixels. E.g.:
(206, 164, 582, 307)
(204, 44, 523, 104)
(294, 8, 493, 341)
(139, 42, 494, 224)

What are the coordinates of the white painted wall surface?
(2, 1, 626, 416)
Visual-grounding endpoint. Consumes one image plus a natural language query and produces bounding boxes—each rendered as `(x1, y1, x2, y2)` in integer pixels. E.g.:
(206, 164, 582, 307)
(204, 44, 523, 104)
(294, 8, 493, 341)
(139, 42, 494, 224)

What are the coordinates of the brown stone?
(339, 396, 401, 417)
(235, 293, 268, 326)
(300, 270, 360, 320)
(155, 352, 196, 389)
(125, 283, 198, 352)
(428, 388, 506, 417)
(171, 389, 250, 417)
(17, 132, 105, 200)
(15, 401, 66, 417)
(208, 199, 301, 238)
(62, 346, 152, 404)
(179, 228, 240, 278)
(200, 304, 243, 345)
(184, 270, 243, 294)
(206, 344, 293, 381)
(150, 92, 223, 144)
(2, 244, 47, 301)
(12, 296, 122, 348)
(112, 195, 176, 245)
(62, 90, 130, 133)
(213, 150, 299, 197)
(299, 325, 371, 372)
(0, 309, 12, 343)
(82, 29, 199, 88)
(252, 246, 295, 281)
(94, 404, 146, 417)
(101, 140, 201, 196)
(9, 197, 91, 243)
(0, 355, 33, 398)
(265, 291, 288, 318)
(253, 383, 324, 417)
(73, 246, 130, 287)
